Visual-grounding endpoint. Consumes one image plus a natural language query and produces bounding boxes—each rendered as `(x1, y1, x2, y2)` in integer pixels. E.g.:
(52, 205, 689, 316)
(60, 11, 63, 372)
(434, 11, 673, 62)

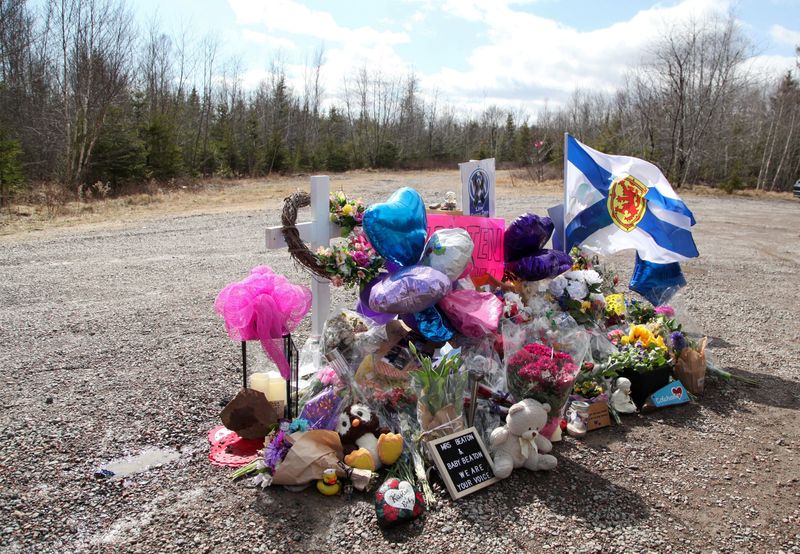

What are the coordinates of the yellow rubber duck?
(316, 468, 341, 496)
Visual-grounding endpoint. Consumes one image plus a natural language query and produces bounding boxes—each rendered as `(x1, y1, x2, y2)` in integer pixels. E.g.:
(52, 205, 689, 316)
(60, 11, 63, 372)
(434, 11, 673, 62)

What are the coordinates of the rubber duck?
(316, 468, 341, 496)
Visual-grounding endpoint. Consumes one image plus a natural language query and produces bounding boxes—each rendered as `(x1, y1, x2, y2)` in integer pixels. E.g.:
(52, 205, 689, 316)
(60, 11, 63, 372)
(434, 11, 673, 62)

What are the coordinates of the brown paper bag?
(271, 430, 345, 486)
(674, 337, 707, 395)
(418, 403, 464, 444)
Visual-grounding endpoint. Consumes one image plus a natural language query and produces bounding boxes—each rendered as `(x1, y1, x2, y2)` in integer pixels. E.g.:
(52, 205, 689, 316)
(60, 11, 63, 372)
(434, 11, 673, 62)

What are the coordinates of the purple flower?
(263, 430, 289, 472)
(352, 250, 370, 267)
(671, 331, 686, 353)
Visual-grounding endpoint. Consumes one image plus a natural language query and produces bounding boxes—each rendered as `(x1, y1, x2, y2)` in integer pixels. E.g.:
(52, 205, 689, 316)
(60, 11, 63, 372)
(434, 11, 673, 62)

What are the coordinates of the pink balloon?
(437, 289, 503, 338)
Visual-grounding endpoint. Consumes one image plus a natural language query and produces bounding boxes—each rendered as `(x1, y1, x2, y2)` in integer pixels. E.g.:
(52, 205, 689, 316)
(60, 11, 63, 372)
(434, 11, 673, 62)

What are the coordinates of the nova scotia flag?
(563, 134, 699, 264)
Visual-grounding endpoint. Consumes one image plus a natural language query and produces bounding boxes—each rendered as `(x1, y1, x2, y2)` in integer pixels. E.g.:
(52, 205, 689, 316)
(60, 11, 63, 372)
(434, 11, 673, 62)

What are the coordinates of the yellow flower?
(623, 324, 666, 351)
(605, 293, 625, 316)
(341, 203, 354, 216)
(580, 301, 591, 312)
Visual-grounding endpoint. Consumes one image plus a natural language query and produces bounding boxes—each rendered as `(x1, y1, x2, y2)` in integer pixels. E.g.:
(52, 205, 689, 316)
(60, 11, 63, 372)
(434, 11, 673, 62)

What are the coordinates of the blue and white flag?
(563, 134, 698, 264)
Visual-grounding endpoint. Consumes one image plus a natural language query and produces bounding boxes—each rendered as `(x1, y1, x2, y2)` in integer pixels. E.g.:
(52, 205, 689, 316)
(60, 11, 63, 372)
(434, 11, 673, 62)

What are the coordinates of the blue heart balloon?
(363, 187, 427, 268)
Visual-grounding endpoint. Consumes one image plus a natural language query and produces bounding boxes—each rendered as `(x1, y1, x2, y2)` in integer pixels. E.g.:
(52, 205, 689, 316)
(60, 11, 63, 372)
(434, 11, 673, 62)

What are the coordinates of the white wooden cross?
(265, 175, 338, 337)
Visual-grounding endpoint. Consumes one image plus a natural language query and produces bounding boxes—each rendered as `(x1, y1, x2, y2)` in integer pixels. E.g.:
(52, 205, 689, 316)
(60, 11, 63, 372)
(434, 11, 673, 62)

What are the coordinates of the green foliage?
(375, 141, 398, 168)
(90, 124, 146, 185)
(142, 115, 182, 180)
(0, 128, 24, 203)
(409, 342, 466, 416)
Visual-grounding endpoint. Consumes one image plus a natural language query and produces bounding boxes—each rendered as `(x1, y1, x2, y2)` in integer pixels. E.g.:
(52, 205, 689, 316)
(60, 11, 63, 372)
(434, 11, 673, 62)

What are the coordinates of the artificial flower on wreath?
(329, 191, 366, 236)
(316, 228, 385, 288)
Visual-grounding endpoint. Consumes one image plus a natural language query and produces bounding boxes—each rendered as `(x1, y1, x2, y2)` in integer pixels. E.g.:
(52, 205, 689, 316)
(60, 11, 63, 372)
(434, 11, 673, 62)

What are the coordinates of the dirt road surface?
(1, 171, 799, 553)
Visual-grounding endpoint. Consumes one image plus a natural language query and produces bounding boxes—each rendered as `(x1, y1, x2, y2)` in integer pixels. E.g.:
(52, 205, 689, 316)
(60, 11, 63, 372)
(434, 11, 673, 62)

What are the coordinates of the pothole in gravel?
(101, 447, 181, 479)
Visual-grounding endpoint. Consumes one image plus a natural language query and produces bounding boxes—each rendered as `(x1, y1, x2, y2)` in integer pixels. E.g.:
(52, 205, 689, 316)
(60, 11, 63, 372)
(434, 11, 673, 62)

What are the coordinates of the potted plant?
(603, 324, 672, 408)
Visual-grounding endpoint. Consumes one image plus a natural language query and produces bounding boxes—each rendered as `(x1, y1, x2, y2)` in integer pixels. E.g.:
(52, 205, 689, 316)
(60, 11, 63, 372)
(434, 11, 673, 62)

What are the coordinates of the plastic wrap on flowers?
(299, 386, 343, 430)
(505, 343, 581, 418)
(504, 213, 555, 262)
(410, 347, 469, 443)
(437, 289, 503, 338)
(507, 249, 572, 281)
(214, 266, 312, 379)
(369, 266, 451, 314)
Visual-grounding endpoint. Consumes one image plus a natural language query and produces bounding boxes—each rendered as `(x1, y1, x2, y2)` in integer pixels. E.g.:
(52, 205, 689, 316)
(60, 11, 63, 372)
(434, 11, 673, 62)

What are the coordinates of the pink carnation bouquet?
(506, 343, 580, 415)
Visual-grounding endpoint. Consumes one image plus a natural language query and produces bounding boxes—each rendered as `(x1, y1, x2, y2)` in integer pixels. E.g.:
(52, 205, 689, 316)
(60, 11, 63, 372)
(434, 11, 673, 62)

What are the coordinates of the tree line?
(1, 0, 798, 205)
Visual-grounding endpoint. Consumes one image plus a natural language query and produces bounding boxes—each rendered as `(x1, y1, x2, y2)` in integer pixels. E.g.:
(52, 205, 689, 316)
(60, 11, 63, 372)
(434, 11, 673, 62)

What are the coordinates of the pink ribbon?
(215, 266, 311, 379)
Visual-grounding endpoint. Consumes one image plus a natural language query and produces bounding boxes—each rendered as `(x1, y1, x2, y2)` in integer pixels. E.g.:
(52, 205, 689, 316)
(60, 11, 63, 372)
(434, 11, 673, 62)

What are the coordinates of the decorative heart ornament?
(385, 481, 416, 511)
(363, 187, 427, 267)
(374, 478, 425, 527)
(671, 386, 683, 399)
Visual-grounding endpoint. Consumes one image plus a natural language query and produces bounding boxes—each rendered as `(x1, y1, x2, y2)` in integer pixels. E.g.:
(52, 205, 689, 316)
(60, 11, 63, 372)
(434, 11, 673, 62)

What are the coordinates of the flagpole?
(563, 132, 569, 252)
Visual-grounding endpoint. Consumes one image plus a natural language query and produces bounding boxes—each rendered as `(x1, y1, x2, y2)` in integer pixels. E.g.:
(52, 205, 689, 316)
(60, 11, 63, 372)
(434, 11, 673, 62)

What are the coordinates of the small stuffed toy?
(337, 403, 403, 470)
(489, 398, 557, 479)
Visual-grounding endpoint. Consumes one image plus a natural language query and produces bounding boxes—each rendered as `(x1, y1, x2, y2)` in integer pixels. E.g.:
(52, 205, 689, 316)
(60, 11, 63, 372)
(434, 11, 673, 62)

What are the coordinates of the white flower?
(583, 270, 603, 286)
(589, 293, 606, 305)
(548, 277, 568, 297)
(563, 270, 584, 283)
(252, 472, 273, 488)
(566, 279, 589, 300)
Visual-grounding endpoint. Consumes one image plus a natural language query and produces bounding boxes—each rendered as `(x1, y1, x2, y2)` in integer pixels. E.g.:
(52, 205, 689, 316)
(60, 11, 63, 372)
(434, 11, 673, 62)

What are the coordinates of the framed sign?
(459, 158, 495, 217)
(426, 426, 498, 500)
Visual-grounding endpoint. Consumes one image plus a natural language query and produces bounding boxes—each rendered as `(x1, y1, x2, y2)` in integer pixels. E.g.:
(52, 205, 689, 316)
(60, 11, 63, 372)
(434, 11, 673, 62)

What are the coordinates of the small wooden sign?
(426, 426, 498, 500)
(587, 400, 611, 431)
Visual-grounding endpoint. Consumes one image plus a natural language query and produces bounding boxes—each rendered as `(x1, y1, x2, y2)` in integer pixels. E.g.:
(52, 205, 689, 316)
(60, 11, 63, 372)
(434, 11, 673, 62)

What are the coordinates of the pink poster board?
(427, 214, 505, 280)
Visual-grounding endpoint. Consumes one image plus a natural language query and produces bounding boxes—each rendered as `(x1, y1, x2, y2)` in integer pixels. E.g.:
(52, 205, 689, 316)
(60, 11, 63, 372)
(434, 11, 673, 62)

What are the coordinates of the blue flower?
(671, 331, 687, 353)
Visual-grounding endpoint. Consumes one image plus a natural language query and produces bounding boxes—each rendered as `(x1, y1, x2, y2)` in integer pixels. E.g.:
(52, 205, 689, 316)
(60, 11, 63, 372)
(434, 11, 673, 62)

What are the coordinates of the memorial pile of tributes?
(211, 151, 754, 527)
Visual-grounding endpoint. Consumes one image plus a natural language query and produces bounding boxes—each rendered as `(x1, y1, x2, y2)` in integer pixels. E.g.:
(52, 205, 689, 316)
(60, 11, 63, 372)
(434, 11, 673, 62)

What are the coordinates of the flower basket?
(620, 365, 673, 409)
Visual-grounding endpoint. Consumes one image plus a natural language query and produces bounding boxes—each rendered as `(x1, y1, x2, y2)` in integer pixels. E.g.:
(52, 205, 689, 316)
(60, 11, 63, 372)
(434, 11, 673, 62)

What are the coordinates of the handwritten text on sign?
(427, 427, 498, 500)
(426, 214, 505, 280)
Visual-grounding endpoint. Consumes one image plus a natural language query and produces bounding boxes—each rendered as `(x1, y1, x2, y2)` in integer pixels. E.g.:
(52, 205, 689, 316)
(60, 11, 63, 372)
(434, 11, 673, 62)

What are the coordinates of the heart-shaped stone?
(671, 386, 683, 398)
(384, 481, 416, 511)
(363, 187, 427, 267)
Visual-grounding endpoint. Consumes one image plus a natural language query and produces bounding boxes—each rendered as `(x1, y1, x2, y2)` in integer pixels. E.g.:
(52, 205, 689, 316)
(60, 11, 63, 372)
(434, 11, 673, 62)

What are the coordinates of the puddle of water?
(102, 447, 180, 479)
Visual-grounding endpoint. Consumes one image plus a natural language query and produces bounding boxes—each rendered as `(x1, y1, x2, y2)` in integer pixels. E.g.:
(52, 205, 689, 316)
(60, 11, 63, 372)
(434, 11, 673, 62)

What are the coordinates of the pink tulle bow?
(214, 266, 312, 379)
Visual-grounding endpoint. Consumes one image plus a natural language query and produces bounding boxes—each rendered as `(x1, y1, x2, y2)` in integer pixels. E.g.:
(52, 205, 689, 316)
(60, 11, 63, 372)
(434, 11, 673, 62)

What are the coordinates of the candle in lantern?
(249, 371, 286, 415)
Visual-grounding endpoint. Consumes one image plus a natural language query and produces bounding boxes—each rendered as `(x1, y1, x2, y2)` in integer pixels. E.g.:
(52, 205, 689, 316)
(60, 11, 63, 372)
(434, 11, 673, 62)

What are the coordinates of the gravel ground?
(1, 173, 799, 553)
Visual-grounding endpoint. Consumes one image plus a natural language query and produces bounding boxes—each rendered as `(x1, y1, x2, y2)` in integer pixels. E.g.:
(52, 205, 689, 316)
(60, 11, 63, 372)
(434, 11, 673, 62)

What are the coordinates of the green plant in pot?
(602, 324, 673, 408)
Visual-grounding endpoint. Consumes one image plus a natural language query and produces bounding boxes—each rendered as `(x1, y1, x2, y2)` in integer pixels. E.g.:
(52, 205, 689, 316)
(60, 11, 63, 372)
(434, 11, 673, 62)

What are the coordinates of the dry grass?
(0, 176, 302, 240)
(1, 169, 794, 241)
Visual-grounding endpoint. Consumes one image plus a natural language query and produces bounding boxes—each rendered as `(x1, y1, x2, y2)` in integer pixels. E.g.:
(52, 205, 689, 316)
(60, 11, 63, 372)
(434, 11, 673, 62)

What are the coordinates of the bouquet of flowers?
(409, 343, 469, 441)
(316, 228, 385, 288)
(329, 191, 366, 236)
(546, 269, 607, 326)
(506, 343, 580, 413)
(568, 246, 619, 293)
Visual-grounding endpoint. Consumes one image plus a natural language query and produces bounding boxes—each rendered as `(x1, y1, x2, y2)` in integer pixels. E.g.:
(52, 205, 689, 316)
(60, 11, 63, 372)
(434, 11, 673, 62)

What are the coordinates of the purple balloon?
(507, 249, 572, 281)
(504, 213, 555, 262)
(355, 276, 397, 324)
(369, 265, 451, 314)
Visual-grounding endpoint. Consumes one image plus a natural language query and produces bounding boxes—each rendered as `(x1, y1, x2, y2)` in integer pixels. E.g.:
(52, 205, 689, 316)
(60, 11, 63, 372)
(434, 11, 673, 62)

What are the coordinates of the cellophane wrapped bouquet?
(409, 343, 469, 443)
(506, 342, 581, 413)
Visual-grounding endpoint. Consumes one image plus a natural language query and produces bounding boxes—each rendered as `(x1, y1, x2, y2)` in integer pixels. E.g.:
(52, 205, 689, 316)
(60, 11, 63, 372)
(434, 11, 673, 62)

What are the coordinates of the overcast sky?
(131, 0, 800, 114)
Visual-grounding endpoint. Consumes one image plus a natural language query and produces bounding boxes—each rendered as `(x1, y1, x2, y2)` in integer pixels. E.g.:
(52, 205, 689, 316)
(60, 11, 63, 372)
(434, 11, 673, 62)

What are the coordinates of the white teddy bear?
(490, 398, 557, 478)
